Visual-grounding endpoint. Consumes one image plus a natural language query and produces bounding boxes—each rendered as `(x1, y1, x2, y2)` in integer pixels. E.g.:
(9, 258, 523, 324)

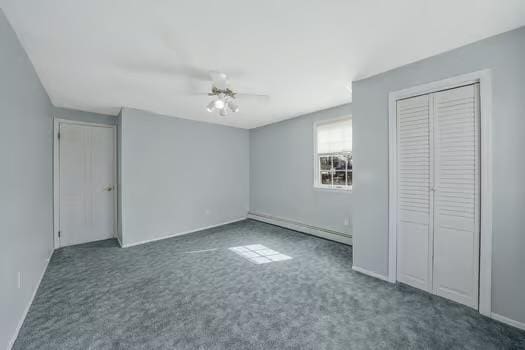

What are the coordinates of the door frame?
(53, 118, 118, 249)
(387, 70, 493, 316)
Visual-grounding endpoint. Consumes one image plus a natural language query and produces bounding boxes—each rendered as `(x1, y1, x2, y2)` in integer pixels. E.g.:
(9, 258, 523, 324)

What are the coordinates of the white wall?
(352, 26, 525, 323)
(249, 104, 353, 238)
(119, 108, 250, 246)
(0, 10, 54, 349)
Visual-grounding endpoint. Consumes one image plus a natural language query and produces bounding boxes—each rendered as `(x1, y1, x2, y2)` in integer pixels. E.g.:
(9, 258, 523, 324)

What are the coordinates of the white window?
(314, 117, 352, 190)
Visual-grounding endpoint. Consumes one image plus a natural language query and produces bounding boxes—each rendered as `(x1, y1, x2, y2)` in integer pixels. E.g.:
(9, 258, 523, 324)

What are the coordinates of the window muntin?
(315, 118, 352, 190)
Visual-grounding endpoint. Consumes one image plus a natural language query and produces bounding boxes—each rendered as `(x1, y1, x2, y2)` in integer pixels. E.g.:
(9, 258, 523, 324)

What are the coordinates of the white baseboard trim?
(8, 250, 54, 350)
(491, 312, 525, 331)
(121, 217, 246, 248)
(116, 236, 123, 248)
(247, 212, 352, 246)
(352, 265, 391, 282)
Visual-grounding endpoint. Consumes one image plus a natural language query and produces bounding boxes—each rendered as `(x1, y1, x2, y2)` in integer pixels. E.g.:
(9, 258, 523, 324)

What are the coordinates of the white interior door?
(396, 94, 433, 292)
(395, 83, 480, 309)
(59, 122, 115, 247)
(432, 84, 480, 308)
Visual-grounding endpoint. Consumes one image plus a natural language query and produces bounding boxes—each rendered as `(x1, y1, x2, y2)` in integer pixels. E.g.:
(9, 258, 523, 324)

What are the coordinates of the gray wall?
(250, 104, 353, 237)
(119, 108, 250, 246)
(0, 10, 54, 349)
(352, 27, 525, 323)
(53, 106, 116, 125)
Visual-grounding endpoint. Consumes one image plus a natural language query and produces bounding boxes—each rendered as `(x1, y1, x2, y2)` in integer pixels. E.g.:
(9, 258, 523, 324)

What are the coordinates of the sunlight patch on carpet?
(229, 244, 292, 264)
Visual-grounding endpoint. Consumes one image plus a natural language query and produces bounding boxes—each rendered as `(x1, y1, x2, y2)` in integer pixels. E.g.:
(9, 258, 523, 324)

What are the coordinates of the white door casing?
(56, 121, 116, 247)
(388, 70, 492, 317)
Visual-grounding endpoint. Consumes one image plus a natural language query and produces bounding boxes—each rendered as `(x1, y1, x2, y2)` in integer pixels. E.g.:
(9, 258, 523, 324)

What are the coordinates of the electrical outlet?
(17, 272, 21, 289)
(344, 217, 349, 226)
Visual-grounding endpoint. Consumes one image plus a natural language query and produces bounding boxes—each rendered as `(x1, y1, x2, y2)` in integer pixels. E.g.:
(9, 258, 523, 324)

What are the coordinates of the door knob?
(105, 186, 113, 192)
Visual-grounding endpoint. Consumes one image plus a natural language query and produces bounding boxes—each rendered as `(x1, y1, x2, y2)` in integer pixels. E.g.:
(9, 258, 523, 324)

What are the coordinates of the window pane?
(347, 171, 353, 186)
(334, 171, 346, 186)
(333, 155, 347, 170)
(320, 156, 331, 170)
(321, 171, 331, 185)
(348, 155, 353, 171)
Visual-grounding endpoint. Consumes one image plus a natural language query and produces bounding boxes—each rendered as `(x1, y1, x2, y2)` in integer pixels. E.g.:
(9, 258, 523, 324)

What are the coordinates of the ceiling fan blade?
(117, 61, 211, 81)
(185, 92, 211, 96)
(209, 71, 229, 90)
(234, 93, 270, 101)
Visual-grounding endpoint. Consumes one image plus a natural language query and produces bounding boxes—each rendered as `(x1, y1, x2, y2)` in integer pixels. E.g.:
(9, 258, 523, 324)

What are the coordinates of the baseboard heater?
(247, 212, 352, 246)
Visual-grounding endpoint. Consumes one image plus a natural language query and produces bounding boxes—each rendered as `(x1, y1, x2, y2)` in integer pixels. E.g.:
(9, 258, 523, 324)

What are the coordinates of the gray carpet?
(14, 220, 525, 349)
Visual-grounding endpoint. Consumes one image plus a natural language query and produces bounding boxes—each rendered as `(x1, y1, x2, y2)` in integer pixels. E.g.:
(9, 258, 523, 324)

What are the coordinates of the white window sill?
(313, 185, 352, 193)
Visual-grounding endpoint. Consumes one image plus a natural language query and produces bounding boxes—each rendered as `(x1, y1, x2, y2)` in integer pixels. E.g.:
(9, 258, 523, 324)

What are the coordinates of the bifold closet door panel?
(432, 84, 480, 308)
(396, 94, 433, 292)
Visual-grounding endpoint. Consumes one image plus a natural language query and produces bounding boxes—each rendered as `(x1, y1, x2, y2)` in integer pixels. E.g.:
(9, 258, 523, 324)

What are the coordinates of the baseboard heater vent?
(247, 212, 352, 246)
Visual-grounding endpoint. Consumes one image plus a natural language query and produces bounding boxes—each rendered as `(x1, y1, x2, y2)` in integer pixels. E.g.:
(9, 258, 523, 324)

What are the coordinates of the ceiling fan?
(204, 71, 269, 117)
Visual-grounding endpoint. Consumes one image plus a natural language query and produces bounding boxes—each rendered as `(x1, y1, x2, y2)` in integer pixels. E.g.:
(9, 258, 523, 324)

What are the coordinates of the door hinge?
(58, 230, 61, 238)
(57, 131, 61, 140)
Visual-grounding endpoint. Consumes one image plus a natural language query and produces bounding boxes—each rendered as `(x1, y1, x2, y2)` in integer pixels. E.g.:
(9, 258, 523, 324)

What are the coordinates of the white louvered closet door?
(396, 83, 480, 309)
(432, 84, 480, 308)
(396, 94, 433, 292)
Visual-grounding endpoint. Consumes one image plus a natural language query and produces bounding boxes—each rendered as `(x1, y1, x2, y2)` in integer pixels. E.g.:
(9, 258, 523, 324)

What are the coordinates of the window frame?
(313, 116, 353, 192)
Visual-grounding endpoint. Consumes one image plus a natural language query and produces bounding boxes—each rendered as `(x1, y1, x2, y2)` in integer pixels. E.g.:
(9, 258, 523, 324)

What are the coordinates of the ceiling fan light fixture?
(228, 100, 239, 113)
(214, 98, 225, 109)
(206, 100, 216, 112)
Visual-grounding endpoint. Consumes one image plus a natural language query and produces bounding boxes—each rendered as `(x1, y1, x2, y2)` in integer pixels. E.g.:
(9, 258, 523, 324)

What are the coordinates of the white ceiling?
(2, 1, 524, 128)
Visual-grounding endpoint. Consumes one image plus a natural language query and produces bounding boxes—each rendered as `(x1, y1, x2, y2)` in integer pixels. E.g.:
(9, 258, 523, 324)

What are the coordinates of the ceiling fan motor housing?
(209, 86, 236, 99)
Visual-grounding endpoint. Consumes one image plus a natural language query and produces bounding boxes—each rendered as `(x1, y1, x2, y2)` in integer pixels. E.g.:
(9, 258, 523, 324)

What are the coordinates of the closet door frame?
(387, 70, 493, 317)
